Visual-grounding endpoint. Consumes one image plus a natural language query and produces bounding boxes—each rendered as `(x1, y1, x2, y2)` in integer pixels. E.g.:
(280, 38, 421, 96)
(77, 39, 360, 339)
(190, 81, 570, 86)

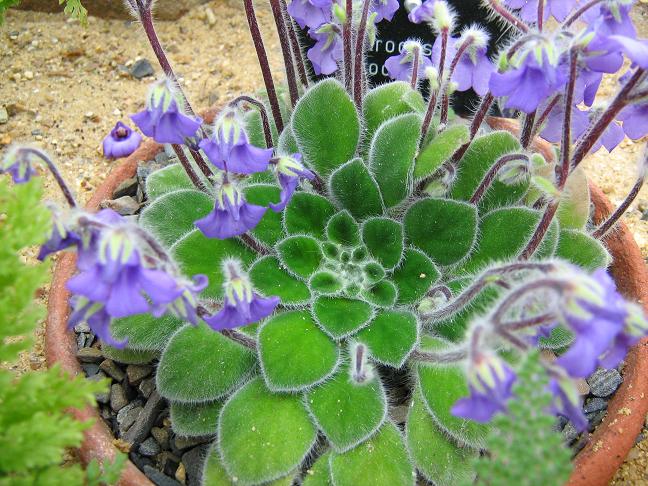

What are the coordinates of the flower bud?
(332, 2, 346, 24)
(1, 145, 37, 184)
(459, 24, 490, 52)
(432, 0, 456, 33)
(425, 66, 440, 90)
(498, 159, 531, 186)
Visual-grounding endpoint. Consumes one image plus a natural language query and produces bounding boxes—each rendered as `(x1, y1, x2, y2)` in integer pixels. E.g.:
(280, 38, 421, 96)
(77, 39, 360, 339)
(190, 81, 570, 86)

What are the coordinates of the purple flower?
(408, 0, 436, 24)
(130, 79, 202, 145)
(1, 145, 37, 184)
(372, 0, 399, 22)
(451, 352, 516, 423)
(599, 304, 648, 369)
(549, 374, 588, 431)
(555, 268, 628, 378)
(385, 42, 433, 82)
(102, 121, 142, 159)
(490, 48, 567, 113)
(618, 103, 648, 140)
(38, 213, 81, 261)
(408, 0, 455, 29)
(287, 0, 332, 29)
(574, 67, 604, 107)
(307, 24, 343, 76)
(269, 153, 315, 212)
(199, 109, 272, 175)
(584, 1, 637, 39)
(195, 179, 267, 239)
(203, 259, 279, 331)
(504, 0, 577, 22)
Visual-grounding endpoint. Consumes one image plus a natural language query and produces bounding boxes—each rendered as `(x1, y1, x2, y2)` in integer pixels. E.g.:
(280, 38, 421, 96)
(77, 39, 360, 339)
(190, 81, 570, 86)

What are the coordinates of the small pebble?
(139, 377, 156, 399)
(139, 437, 161, 457)
(110, 383, 129, 412)
(117, 401, 143, 435)
(24, 70, 34, 80)
(143, 465, 182, 486)
(588, 368, 623, 398)
(74, 322, 91, 333)
(175, 463, 187, 484)
(112, 176, 138, 199)
(562, 422, 580, 444)
(81, 363, 100, 376)
(127, 364, 153, 385)
(100, 359, 126, 382)
(151, 426, 170, 449)
(583, 397, 608, 414)
(77, 347, 103, 363)
(130, 59, 155, 79)
(100, 195, 141, 216)
(0, 106, 8, 124)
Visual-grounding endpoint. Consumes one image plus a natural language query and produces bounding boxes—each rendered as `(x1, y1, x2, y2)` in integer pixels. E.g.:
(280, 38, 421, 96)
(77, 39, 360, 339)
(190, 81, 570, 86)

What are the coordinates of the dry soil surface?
(1, 1, 647, 483)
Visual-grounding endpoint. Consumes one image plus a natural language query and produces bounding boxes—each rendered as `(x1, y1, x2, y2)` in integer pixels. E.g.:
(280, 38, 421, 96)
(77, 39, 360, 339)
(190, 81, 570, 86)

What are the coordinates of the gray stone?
(76, 333, 88, 349)
(588, 368, 623, 398)
(586, 409, 606, 431)
(127, 364, 153, 385)
(139, 377, 156, 399)
(182, 445, 209, 486)
(583, 397, 608, 414)
(81, 363, 100, 376)
(562, 422, 580, 444)
(77, 347, 103, 363)
(642, 209, 648, 222)
(172, 435, 209, 452)
(155, 151, 170, 165)
(112, 176, 138, 199)
(124, 391, 166, 444)
(130, 59, 155, 79)
(151, 426, 170, 450)
(139, 437, 162, 457)
(100, 196, 140, 216)
(100, 359, 126, 382)
(110, 383, 129, 412)
(74, 322, 91, 333)
(89, 371, 110, 404)
(117, 402, 143, 435)
(143, 465, 182, 486)
(0, 106, 8, 124)
(158, 451, 181, 477)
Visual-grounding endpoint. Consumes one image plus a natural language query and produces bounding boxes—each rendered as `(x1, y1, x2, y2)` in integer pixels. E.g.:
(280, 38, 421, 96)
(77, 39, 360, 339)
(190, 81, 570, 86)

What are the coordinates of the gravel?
(588, 368, 623, 398)
(129, 58, 155, 79)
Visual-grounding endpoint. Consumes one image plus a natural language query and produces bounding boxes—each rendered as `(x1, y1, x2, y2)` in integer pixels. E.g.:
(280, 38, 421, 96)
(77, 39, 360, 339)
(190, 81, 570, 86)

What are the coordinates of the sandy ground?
(1, 1, 647, 482)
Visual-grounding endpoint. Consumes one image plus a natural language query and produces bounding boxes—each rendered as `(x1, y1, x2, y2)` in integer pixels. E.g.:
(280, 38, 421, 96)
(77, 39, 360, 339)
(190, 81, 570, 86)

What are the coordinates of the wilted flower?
(287, 0, 332, 29)
(269, 153, 315, 212)
(102, 121, 142, 159)
(307, 24, 343, 76)
(130, 78, 203, 145)
(385, 41, 432, 82)
(194, 178, 267, 239)
(204, 259, 279, 331)
(199, 109, 272, 174)
(1, 145, 37, 184)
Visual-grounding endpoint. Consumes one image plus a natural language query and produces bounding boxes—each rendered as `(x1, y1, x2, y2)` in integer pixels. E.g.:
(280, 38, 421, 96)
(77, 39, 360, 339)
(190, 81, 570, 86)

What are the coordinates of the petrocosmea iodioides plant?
(4, 0, 648, 484)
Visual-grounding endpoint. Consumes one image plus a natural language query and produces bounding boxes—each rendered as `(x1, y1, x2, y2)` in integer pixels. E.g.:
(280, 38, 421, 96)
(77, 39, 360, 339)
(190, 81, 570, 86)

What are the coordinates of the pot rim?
(45, 128, 648, 486)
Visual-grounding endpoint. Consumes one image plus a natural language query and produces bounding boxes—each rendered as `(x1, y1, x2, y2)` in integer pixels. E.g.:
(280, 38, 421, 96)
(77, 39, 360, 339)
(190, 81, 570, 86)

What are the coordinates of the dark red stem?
(469, 153, 529, 204)
(22, 148, 77, 207)
(343, 0, 353, 93)
(230, 95, 274, 148)
(518, 201, 559, 260)
(559, 50, 579, 188)
(593, 175, 645, 239)
(280, 0, 309, 87)
(353, 0, 373, 108)
(269, 0, 299, 107)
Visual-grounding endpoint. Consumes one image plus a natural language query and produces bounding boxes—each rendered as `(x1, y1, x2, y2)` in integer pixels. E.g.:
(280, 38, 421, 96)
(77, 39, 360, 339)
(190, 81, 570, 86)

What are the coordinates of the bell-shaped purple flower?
(103, 121, 142, 159)
(618, 103, 648, 140)
(1, 145, 37, 184)
(373, 0, 399, 22)
(599, 304, 648, 369)
(490, 47, 567, 113)
(307, 24, 343, 76)
(583, 1, 637, 39)
(408, 0, 455, 31)
(203, 259, 279, 331)
(385, 42, 433, 82)
(38, 211, 81, 261)
(451, 351, 516, 423)
(269, 153, 315, 212)
(287, 0, 332, 29)
(68, 297, 127, 348)
(130, 78, 203, 145)
(199, 109, 272, 175)
(504, 0, 577, 23)
(549, 373, 588, 431)
(195, 179, 267, 239)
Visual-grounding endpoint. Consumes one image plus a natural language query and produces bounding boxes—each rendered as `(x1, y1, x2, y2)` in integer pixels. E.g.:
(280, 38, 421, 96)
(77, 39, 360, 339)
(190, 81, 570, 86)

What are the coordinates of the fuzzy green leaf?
(460, 207, 559, 274)
(292, 79, 360, 177)
(310, 271, 344, 294)
(218, 378, 317, 484)
(278, 125, 299, 155)
(392, 248, 440, 304)
(406, 391, 475, 486)
(363, 81, 425, 140)
(556, 229, 610, 271)
(414, 125, 470, 180)
(313, 297, 373, 339)
(416, 336, 489, 448)
(330, 159, 383, 220)
(303, 451, 333, 486)
(329, 422, 414, 486)
(277, 235, 323, 279)
(327, 211, 361, 246)
(363, 280, 398, 307)
(245, 184, 285, 246)
(145, 163, 193, 201)
(450, 131, 528, 210)
(111, 313, 184, 352)
(101, 345, 158, 365)
(284, 192, 337, 239)
(156, 323, 256, 402)
(250, 256, 311, 305)
(140, 189, 212, 247)
(538, 325, 574, 350)
(557, 167, 590, 230)
(259, 311, 339, 392)
(404, 199, 478, 266)
(356, 310, 418, 368)
(306, 364, 386, 452)
(369, 113, 421, 207)
(169, 400, 222, 437)
(361, 217, 404, 269)
(171, 229, 255, 298)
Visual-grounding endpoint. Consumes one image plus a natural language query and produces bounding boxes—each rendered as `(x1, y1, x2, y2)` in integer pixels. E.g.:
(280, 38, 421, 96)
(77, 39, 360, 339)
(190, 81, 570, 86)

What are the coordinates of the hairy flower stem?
(537, 0, 544, 31)
(490, 278, 569, 324)
(189, 149, 214, 180)
(343, 0, 354, 93)
(20, 148, 77, 207)
(503, 313, 556, 332)
(469, 153, 529, 204)
(353, 0, 373, 107)
(269, 0, 300, 107)
(410, 46, 421, 90)
(572, 68, 646, 168)
(449, 93, 495, 164)
(280, 0, 309, 87)
(427, 284, 453, 301)
(230, 95, 274, 148)
(420, 261, 555, 322)
(531, 94, 561, 138)
(559, 50, 579, 187)
(240, 233, 271, 256)
(593, 174, 646, 239)
(440, 37, 475, 126)
(562, 0, 605, 27)
(518, 201, 559, 260)
(172, 144, 206, 191)
(519, 110, 537, 149)
(243, 0, 284, 133)
(486, 0, 530, 32)
(410, 348, 467, 363)
(221, 329, 257, 349)
(420, 29, 449, 146)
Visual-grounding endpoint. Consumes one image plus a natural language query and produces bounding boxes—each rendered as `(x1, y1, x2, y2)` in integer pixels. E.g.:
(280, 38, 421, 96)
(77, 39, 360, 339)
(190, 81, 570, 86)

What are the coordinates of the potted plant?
(5, 0, 648, 484)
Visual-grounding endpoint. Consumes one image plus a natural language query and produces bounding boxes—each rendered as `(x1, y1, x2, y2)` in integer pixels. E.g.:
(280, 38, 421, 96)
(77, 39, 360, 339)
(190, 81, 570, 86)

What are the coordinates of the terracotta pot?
(46, 121, 648, 486)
